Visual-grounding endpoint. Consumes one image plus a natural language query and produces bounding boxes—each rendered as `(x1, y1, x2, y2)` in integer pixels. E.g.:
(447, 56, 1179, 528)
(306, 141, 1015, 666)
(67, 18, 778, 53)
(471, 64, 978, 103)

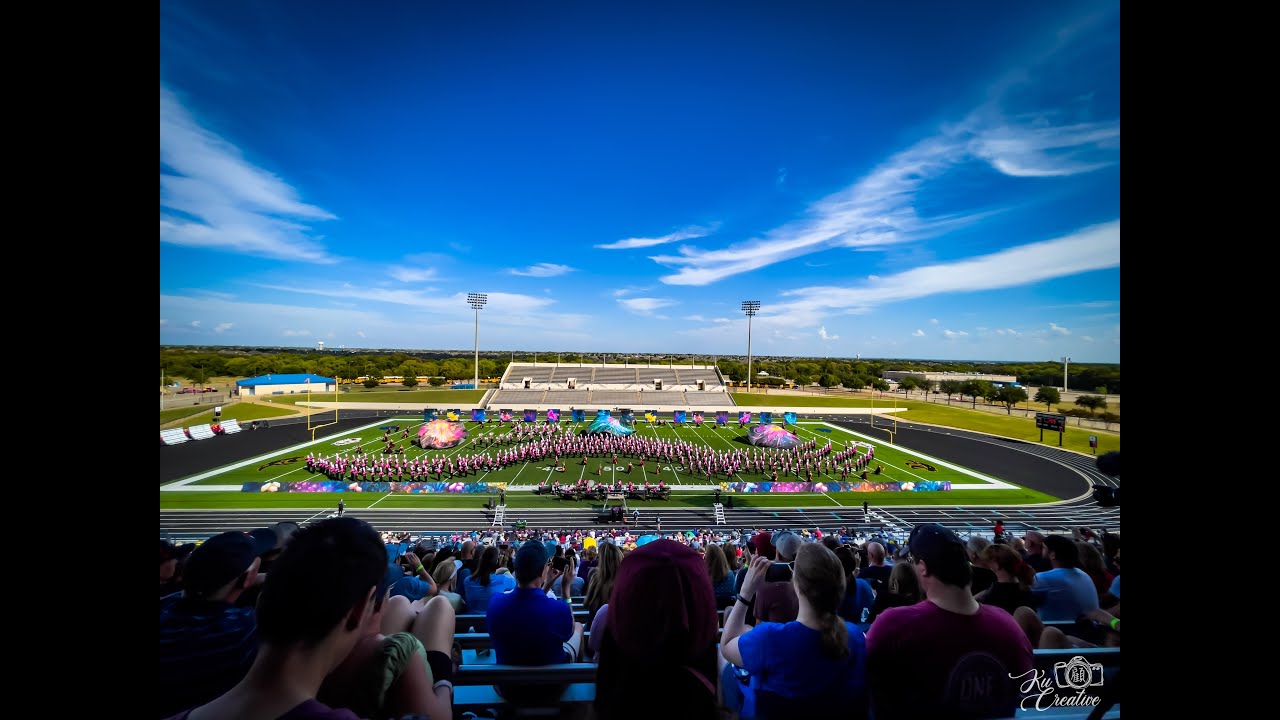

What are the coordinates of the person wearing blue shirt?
(487, 541, 582, 665)
(1031, 535, 1100, 621)
(721, 544, 869, 719)
(834, 546, 875, 624)
(388, 550, 437, 601)
(463, 545, 516, 613)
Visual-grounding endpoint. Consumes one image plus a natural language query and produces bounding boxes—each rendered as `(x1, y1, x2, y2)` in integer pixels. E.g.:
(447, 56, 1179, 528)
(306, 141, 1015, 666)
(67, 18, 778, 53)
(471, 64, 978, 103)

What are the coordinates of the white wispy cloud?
(1081, 335, 1095, 342)
(618, 297, 677, 315)
(647, 23, 1118, 286)
(282, 329, 311, 337)
(159, 85, 339, 263)
(190, 320, 202, 328)
(943, 329, 969, 339)
(1049, 323, 1071, 336)
(929, 318, 940, 325)
(595, 224, 721, 250)
(818, 326, 839, 341)
(214, 322, 234, 333)
(508, 263, 576, 277)
(912, 329, 925, 337)
(389, 266, 438, 283)
(969, 120, 1120, 178)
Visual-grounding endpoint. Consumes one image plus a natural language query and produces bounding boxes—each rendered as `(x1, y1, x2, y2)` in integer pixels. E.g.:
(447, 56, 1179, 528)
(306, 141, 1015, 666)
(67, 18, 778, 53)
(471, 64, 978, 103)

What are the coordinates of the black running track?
(161, 414, 1120, 540)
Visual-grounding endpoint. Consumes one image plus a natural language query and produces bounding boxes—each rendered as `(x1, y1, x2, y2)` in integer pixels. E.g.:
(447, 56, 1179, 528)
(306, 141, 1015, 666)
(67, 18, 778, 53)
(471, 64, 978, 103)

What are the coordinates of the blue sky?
(160, 0, 1119, 363)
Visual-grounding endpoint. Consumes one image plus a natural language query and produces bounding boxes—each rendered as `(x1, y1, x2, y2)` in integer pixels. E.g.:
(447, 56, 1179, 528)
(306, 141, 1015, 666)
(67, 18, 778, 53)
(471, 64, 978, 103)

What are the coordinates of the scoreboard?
(1036, 412, 1067, 432)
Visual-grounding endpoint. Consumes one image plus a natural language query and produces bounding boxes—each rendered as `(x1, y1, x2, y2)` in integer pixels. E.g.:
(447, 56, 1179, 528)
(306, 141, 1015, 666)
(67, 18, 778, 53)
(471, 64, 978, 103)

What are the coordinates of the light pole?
(468, 293, 488, 389)
(741, 300, 761, 394)
(1061, 356, 1071, 392)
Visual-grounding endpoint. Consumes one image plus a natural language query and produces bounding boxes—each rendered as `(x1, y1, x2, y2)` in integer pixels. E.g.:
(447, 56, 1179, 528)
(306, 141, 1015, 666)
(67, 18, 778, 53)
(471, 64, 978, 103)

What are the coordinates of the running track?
(160, 415, 1120, 540)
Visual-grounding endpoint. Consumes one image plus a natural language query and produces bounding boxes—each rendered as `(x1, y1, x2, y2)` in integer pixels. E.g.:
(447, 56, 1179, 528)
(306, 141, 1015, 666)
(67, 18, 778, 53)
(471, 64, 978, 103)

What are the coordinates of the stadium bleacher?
(186, 424, 216, 440)
(160, 428, 189, 445)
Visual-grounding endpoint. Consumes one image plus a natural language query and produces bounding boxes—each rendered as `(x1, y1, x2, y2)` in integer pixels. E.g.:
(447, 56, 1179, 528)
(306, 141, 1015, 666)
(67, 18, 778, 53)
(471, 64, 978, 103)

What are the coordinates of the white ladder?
(713, 503, 725, 525)
(491, 504, 506, 527)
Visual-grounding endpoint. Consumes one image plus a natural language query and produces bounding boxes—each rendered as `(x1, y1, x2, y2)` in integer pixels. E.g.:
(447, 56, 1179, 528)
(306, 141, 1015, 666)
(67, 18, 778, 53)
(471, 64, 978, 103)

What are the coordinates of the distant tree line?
(159, 348, 1119, 396)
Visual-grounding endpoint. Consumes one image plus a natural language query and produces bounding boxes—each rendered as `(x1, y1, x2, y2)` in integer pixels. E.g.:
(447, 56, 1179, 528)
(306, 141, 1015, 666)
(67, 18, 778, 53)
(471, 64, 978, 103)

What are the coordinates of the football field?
(160, 417, 1059, 509)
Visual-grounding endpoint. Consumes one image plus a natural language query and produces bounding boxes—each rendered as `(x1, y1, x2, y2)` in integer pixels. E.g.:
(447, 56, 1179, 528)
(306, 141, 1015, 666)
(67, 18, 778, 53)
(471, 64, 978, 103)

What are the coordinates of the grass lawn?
(161, 402, 300, 428)
(258, 389, 486, 406)
(731, 393, 1118, 455)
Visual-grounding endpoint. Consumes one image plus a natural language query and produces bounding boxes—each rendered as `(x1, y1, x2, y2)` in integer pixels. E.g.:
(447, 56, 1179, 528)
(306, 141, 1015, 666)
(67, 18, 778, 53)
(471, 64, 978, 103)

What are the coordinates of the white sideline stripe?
(161, 418, 408, 490)
(808, 421, 1018, 490)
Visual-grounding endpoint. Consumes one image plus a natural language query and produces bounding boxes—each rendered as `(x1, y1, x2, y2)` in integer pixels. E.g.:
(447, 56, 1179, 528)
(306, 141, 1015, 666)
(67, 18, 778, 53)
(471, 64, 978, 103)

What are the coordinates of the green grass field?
(161, 402, 300, 427)
(731, 393, 1119, 455)
(161, 417, 1057, 509)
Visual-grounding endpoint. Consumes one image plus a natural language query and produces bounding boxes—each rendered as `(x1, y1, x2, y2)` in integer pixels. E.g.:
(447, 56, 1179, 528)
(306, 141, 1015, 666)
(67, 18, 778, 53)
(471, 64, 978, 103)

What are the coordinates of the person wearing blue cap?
(487, 540, 583, 692)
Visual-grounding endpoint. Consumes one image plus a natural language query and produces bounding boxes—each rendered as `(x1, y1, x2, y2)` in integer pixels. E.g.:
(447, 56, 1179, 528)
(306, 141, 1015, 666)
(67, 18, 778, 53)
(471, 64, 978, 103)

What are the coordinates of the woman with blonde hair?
(720, 543, 868, 718)
(583, 541, 623, 622)
(866, 561, 921, 623)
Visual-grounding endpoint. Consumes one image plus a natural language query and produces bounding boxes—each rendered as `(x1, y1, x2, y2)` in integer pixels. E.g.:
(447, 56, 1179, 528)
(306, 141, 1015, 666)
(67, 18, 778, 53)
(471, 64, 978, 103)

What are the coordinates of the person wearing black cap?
(166, 517, 432, 720)
(159, 530, 275, 718)
(865, 523, 1032, 720)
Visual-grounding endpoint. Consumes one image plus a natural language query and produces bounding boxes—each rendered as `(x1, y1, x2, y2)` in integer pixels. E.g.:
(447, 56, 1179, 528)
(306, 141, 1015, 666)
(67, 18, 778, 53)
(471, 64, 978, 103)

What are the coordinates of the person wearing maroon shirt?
(866, 524, 1033, 720)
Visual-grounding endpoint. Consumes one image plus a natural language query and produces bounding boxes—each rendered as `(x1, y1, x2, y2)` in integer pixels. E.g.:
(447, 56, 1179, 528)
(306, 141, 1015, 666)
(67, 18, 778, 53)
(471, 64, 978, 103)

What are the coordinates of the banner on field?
(423, 408, 437, 421)
(620, 410, 634, 427)
(739, 411, 751, 425)
(471, 409, 486, 423)
(783, 412, 797, 425)
(644, 410, 657, 423)
(446, 409, 461, 422)
(572, 408, 586, 422)
(523, 409, 537, 422)
(760, 411, 773, 425)
(500, 409, 513, 422)
(674, 410, 686, 424)
(716, 411, 729, 426)
(693, 411, 704, 425)
(547, 408, 561, 423)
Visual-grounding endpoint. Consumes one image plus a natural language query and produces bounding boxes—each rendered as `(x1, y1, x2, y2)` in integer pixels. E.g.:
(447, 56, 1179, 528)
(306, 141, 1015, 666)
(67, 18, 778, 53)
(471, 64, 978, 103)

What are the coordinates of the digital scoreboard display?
(1036, 412, 1067, 431)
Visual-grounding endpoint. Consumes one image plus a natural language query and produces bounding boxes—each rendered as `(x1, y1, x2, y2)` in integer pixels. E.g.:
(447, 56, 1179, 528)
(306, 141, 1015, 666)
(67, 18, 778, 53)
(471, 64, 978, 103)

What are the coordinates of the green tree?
(844, 375, 866, 391)
(819, 373, 840, 388)
(962, 380, 993, 408)
(869, 378, 890, 394)
(363, 378, 380, 388)
(995, 386, 1029, 414)
(1033, 386, 1061, 411)
(939, 379, 963, 405)
(898, 376, 920, 397)
(402, 375, 419, 388)
(428, 376, 448, 387)
(1076, 395, 1107, 417)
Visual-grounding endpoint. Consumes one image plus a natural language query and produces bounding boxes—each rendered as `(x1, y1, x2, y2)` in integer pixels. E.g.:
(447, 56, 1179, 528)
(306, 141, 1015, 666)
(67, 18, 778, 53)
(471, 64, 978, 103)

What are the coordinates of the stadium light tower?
(1061, 355, 1071, 392)
(468, 293, 488, 389)
(741, 300, 761, 394)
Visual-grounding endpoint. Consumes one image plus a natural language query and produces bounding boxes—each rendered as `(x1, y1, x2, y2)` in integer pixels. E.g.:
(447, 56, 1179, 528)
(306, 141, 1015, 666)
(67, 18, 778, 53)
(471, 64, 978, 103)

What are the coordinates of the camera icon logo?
(1053, 656, 1104, 690)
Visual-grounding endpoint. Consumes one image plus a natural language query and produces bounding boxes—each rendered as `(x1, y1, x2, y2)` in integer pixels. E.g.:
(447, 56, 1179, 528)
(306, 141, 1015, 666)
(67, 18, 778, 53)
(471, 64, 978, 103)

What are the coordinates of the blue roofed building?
(234, 374, 336, 396)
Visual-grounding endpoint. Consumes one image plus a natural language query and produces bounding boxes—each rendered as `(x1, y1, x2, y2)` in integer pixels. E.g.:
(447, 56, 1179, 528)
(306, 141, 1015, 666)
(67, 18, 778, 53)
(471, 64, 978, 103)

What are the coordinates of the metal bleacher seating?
(220, 419, 243, 434)
(542, 390, 592, 403)
(491, 389, 548, 404)
(160, 428, 189, 445)
(186, 424, 216, 440)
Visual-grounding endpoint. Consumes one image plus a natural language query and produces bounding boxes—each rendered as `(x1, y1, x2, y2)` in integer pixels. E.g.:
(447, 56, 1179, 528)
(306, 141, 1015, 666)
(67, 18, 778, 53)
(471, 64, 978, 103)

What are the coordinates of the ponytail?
(818, 612, 850, 659)
(1014, 559, 1036, 590)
